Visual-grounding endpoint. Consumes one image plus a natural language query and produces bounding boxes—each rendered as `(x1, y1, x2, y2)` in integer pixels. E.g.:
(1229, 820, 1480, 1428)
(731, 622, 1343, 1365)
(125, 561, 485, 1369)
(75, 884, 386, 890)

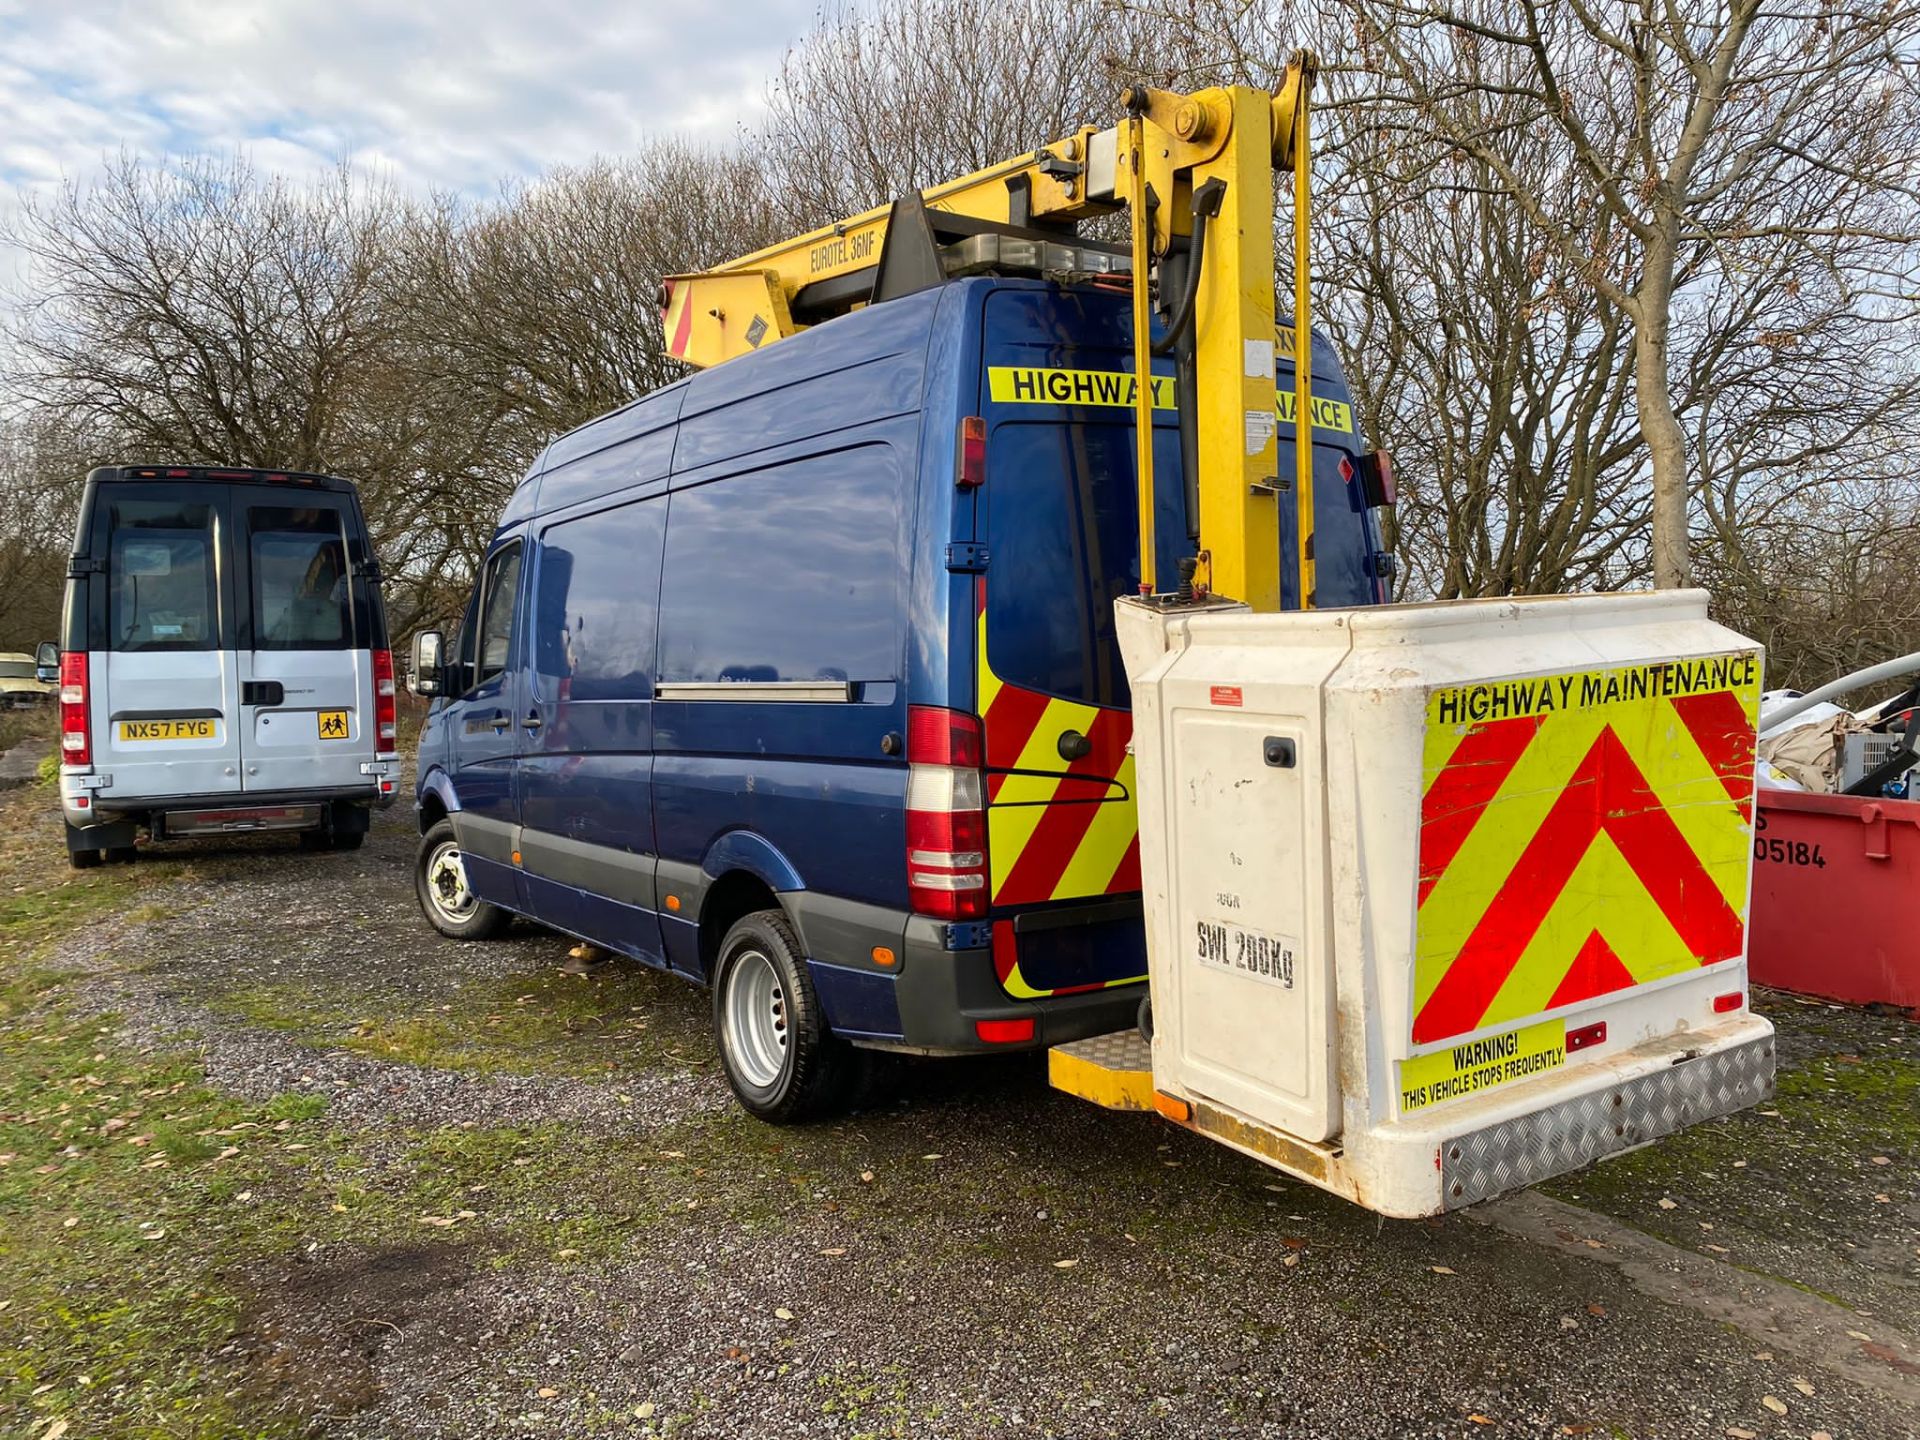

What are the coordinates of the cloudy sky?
(0, 0, 817, 285)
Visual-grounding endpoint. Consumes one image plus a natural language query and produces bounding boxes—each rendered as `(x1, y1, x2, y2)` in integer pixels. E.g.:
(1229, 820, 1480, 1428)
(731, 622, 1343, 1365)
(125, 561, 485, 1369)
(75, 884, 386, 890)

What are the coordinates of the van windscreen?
(108, 500, 218, 652)
(250, 506, 353, 650)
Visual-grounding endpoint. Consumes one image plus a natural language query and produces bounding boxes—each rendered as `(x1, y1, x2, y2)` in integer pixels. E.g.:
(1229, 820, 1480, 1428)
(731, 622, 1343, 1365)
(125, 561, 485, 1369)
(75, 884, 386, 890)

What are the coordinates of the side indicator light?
(1713, 991, 1744, 1013)
(974, 1017, 1033, 1044)
(870, 947, 897, 968)
(1152, 1092, 1192, 1124)
(1566, 1021, 1607, 1053)
(664, 894, 681, 912)
(511, 850, 522, 865)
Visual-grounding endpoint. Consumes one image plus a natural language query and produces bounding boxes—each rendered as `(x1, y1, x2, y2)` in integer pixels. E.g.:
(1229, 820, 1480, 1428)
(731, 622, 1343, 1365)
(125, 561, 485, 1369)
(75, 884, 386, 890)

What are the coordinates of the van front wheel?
(712, 911, 855, 1124)
(415, 819, 509, 941)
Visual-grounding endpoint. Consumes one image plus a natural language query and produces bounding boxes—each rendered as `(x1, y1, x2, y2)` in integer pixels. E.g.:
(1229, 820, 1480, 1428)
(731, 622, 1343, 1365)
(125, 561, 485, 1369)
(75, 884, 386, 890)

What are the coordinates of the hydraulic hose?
(1151, 179, 1226, 358)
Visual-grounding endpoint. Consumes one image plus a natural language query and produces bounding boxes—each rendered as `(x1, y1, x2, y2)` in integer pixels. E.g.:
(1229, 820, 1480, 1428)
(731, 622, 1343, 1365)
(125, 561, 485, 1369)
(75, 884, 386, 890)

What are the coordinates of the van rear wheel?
(712, 910, 856, 1124)
(415, 819, 509, 941)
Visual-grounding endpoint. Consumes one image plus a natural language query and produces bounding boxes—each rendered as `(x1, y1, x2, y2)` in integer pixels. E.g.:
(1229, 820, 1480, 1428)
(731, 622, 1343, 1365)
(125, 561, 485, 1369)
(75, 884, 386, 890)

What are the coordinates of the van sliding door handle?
(521, 711, 543, 731)
(1057, 729, 1092, 761)
(489, 711, 509, 733)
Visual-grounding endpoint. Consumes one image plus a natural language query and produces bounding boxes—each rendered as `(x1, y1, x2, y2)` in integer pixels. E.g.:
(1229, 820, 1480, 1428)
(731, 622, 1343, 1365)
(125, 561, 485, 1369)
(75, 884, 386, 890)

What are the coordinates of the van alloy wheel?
(722, 947, 790, 1089)
(424, 838, 476, 923)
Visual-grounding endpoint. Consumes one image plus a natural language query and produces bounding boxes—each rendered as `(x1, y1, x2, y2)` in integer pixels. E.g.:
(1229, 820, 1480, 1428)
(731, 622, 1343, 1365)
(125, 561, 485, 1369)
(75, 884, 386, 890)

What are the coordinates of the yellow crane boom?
(658, 55, 1319, 612)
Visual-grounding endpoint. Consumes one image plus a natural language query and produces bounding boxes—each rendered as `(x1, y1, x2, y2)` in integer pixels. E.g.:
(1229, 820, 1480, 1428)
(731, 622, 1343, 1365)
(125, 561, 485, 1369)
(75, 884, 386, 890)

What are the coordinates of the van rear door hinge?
(945, 542, 990, 574)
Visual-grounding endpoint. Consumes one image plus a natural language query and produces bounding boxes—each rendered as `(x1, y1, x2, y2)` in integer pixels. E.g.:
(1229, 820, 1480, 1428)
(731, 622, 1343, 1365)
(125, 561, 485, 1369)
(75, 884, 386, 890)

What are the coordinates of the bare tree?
(760, 0, 1207, 224)
(1335, 0, 1920, 588)
(1317, 91, 1651, 595)
(0, 154, 483, 632)
(0, 411, 91, 644)
(1701, 470, 1920, 693)
(5, 154, 402, 472)
(395, 145, 780, 449)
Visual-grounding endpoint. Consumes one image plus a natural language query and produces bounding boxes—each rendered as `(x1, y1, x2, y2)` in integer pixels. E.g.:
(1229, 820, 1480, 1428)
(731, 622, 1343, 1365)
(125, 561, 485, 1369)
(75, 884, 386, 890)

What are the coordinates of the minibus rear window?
(249, 506, 353, 650)
(107, 500, 218, 653)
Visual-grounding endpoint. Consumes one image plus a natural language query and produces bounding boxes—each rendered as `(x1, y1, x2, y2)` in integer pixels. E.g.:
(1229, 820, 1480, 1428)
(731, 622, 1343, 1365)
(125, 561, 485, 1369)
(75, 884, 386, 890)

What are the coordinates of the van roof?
(88, 465, 359, 494)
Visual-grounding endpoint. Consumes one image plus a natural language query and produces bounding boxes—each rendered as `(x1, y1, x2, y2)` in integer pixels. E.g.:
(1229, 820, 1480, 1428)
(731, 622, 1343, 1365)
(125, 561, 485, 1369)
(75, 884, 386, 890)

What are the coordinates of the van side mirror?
(34, 641, 58, 685)
(410, 631, 445, 697)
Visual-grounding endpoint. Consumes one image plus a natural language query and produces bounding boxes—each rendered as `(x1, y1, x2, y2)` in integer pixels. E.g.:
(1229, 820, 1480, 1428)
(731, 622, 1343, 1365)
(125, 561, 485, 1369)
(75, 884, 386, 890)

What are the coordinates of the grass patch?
(207, 962, 710, 1079)
(0, 988, 340, 1435)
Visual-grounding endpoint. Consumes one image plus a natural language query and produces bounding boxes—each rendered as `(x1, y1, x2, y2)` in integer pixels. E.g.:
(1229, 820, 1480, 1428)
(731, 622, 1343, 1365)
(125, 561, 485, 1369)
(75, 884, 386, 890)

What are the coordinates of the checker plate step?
(1049, 1029, 1155, 1111)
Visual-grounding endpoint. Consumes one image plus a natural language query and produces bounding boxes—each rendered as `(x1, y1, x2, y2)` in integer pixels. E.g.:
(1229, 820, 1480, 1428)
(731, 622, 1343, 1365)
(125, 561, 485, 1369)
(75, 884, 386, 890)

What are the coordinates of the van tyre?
(69, 847, 102, 870)
(415, 819, 509, 941)
(105, 845, 138, 865)
(713, 910, 857, 1124)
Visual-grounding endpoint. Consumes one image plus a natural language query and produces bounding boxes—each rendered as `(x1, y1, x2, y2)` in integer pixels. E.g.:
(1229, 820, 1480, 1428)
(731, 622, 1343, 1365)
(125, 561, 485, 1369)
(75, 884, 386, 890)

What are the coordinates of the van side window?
(248, 505, 352, 650)
(107, 499, 218, 653)
(534, 497, 666, 702)
(658, 446, 904, 684)
(473, 542, 523, 690)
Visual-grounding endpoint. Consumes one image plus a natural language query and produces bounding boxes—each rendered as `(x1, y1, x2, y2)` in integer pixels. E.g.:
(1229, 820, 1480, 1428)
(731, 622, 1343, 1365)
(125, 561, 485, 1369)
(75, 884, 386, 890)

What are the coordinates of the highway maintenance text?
(1433, 653, 1759, 728)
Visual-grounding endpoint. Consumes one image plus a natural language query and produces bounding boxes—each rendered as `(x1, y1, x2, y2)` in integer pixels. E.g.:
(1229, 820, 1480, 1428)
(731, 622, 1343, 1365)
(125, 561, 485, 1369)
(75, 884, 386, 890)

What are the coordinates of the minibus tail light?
(59, 652, 91, 767)
(906, 705, 988, 919)
(372, 649, 398, 752)
(955, 416, 987, 490)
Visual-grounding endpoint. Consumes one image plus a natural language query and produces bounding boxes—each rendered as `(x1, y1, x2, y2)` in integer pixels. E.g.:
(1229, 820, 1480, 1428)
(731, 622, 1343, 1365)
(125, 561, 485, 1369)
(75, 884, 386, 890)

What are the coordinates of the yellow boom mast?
(659, 55, 1319, 613)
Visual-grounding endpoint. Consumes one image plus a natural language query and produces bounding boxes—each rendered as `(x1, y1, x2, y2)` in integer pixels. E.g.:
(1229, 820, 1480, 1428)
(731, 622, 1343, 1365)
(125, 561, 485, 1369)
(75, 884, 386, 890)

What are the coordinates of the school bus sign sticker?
(1408, 652, 1762, 1074)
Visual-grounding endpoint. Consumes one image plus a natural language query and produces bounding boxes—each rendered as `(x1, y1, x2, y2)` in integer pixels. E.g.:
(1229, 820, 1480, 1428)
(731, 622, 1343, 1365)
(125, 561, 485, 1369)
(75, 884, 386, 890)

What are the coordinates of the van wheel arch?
(417, 791, 449, 835)
(697, 870, 785, 983)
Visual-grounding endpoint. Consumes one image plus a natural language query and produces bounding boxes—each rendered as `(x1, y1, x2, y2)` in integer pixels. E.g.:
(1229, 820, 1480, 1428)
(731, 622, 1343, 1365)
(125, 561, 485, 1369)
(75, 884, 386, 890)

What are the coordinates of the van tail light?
(59, 652, 92, 767)
(372, 648, 398, 753)
(955, 416, 987, 489)
(906, 705, 988, 919)
(1339, 449, 1396, 508)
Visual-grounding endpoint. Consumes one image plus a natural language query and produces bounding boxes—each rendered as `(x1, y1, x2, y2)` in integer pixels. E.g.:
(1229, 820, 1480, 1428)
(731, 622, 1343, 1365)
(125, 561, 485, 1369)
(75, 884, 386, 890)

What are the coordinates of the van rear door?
(91, 486, 245, 801)
(976, 286, 1187, 1000)
(234, 494, 374, 793)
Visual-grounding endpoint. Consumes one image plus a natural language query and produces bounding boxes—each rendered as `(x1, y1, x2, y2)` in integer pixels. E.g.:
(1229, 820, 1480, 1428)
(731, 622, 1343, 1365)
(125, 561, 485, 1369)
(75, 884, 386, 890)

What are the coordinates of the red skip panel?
(1748, 788, 1920, 1014)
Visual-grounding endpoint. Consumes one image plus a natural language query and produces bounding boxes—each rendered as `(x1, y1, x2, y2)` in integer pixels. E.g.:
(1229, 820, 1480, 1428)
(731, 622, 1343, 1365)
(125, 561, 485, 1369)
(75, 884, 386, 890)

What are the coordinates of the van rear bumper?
(879, 916, 1142, 1056)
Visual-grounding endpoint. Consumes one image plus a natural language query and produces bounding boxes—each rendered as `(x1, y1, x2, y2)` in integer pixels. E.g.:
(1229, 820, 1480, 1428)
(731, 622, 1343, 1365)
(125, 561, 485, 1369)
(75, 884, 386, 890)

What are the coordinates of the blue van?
(409, 275, 1392, 1121)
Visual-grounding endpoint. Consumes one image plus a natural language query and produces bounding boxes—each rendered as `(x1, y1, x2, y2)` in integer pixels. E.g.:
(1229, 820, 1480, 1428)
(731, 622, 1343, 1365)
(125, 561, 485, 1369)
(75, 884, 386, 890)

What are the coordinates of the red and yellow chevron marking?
(977, 591, 1142, 999)
(1413, 653, 1761, 1046)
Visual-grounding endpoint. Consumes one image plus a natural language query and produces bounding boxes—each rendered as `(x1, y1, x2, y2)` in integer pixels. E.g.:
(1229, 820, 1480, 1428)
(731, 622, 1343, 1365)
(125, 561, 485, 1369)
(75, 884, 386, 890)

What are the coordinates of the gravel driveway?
(4, 766, 1917, 1440)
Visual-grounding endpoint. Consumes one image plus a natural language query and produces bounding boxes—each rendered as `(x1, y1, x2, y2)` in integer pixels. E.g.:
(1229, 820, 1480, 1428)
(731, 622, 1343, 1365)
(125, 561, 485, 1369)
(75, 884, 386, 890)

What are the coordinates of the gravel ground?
(10, 780, 1920, 1439)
